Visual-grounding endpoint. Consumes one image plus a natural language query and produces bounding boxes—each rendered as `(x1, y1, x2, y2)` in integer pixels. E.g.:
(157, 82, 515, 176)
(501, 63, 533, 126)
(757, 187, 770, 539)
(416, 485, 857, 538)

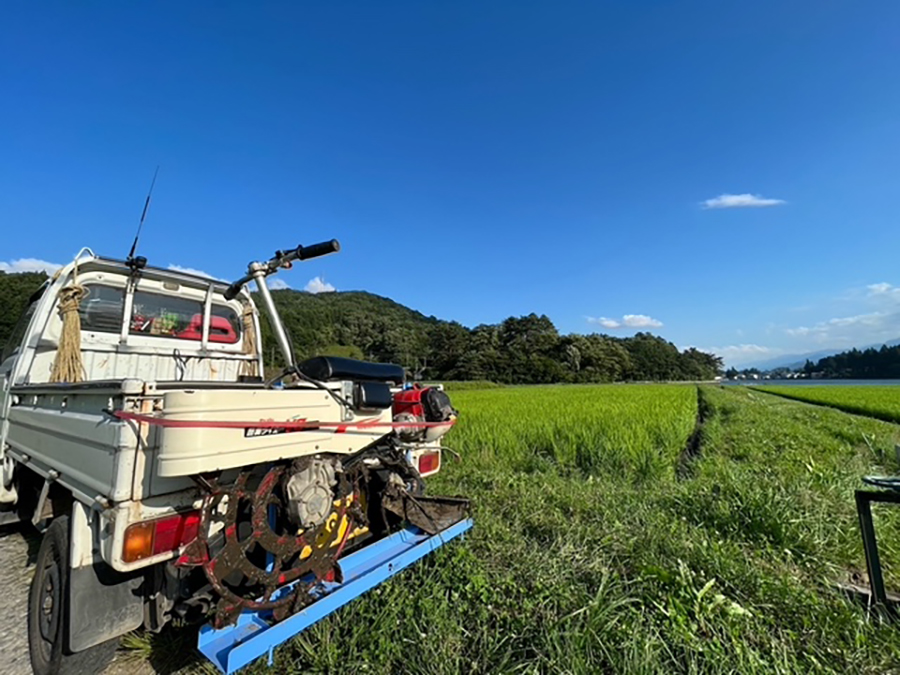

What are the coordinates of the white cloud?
(304, 276, 336, 294)
(701, 193, 786, 209)
(167, 264, 223, 280)
(268, 278, 290, 290)
(701, 344, 777, 366)
(590, 317, 622, 328)
(787, 312, 886, 337)
(826, 312, 883, 328)
(866, 282, 900, 300)
(588, 314, 663, 329)
(0, 258, 62, 274)
(623, 314, 662, 328)
(732, 279, 900, 361)
(868, 282, 893, 295)
(784, 306, 900, 347)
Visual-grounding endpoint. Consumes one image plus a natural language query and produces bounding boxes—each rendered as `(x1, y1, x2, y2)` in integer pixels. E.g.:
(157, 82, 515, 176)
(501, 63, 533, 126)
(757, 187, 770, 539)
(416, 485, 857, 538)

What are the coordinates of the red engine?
(392, 384, 458, 443)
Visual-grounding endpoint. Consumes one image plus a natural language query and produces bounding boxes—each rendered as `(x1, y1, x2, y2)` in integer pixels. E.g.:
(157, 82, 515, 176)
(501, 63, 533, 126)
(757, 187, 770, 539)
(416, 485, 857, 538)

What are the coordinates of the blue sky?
(2, 1, 899, 366)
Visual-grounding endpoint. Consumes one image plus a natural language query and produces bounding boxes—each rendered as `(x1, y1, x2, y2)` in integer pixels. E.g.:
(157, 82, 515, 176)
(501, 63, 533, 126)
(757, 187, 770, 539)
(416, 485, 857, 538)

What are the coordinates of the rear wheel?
(28, 515, 117, 675)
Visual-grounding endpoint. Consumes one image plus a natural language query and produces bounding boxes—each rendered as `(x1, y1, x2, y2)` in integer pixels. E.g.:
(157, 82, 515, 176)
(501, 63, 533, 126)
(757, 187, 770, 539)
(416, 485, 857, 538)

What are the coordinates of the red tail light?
(152, 511, 201, 555)
(418, 451, 440, 475)
(123, 510, 201, 563)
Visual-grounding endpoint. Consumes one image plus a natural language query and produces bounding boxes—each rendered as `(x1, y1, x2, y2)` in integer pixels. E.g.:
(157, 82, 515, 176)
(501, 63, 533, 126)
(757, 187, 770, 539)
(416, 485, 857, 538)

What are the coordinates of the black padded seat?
(297, 356, 405, 385)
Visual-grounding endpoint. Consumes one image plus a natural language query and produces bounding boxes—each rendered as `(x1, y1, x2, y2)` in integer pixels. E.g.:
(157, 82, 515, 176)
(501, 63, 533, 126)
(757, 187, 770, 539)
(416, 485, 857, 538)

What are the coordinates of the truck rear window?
(78, 284, 241, 344)
(80, 285, 125, 333)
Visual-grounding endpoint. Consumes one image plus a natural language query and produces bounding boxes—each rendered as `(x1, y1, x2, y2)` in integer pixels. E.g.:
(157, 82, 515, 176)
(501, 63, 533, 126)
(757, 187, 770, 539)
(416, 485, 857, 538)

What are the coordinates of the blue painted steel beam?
(198, 519, 474, 674)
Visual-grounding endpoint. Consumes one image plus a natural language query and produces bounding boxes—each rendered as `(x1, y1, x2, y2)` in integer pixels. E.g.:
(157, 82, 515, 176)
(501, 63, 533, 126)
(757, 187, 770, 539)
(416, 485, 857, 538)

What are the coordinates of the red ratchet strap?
(112, 410, 456, 433)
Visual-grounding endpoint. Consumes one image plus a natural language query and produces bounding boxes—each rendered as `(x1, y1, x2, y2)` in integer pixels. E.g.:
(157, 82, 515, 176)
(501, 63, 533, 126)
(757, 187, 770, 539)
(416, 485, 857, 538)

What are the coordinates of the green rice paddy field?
(132, 384, 900, 674)
(755, 385, 900, 424)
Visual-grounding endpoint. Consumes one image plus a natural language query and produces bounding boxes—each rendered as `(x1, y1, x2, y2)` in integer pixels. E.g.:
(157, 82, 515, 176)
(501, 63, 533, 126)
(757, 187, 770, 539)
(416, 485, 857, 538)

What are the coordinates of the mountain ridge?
(743, 338, 900, 371)
(0, 272, 722, 383)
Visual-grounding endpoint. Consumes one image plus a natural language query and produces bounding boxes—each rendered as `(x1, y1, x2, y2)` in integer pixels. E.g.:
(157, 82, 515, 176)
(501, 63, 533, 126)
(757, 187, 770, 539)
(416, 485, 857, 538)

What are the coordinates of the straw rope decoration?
(49, 261, 87, 383)
(240, 300, 259, 378)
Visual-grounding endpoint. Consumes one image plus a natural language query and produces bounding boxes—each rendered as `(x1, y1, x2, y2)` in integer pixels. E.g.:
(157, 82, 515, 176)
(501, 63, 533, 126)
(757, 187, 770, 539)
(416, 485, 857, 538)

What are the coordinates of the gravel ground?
(0, 524, 160, 675)
(0, 524, 36, 675)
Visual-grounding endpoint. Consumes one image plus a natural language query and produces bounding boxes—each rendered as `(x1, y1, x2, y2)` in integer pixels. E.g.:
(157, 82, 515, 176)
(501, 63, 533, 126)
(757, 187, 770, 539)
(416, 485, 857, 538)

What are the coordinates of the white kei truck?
(0, 241, 469, 675)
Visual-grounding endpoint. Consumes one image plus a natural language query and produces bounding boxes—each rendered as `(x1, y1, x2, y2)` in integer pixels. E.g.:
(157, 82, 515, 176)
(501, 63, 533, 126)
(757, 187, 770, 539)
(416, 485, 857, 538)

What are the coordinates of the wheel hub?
(38, 557, 60, 647)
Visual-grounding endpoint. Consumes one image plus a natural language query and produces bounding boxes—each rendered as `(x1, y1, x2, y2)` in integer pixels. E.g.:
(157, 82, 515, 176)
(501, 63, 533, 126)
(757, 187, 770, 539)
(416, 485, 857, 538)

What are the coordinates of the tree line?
(800, 344, 900, 379)
(262, 291, 723, 382)
(0, 272, 723, 382)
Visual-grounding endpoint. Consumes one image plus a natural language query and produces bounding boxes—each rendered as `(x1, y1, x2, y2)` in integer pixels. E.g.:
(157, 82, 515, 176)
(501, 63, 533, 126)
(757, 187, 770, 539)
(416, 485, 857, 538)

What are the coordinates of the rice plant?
(755, 384, 900, 424)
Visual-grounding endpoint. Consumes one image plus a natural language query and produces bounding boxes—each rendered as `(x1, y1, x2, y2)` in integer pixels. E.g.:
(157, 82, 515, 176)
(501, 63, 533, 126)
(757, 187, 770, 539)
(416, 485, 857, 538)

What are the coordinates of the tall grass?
(446, 384, 696, 481)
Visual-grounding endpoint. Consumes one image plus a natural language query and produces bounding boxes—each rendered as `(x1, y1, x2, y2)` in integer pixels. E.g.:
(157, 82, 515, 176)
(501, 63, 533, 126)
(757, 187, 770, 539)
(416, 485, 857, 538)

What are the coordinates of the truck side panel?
(7, 389, 138, 502)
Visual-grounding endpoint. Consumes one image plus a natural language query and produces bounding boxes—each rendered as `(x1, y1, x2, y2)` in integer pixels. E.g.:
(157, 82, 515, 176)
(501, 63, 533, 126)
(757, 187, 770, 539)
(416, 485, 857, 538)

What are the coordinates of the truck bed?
(6, 378, 391, 503)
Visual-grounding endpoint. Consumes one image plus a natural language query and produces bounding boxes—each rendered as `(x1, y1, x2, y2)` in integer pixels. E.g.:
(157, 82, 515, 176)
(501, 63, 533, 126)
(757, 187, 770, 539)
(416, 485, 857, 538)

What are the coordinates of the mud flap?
(382, 490, 470, 535)
(68, 562, 144, 652)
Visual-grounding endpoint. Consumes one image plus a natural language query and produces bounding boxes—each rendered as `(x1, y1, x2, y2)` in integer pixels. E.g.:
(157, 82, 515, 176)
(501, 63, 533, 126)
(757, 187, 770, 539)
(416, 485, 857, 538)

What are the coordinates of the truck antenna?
(126, 166, 159, 271)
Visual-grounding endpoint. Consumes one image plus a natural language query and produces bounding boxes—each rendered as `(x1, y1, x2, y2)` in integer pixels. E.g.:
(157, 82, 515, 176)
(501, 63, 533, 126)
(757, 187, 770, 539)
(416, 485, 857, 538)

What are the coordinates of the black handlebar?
(224, 238, 341, 300)
(274, 239, 341, 267)
(298, 239, 341, 261)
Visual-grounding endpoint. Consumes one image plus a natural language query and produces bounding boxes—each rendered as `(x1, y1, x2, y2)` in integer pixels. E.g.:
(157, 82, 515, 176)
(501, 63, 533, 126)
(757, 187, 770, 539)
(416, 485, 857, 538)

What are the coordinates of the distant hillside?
(0, 271, 48, 348)
(744, 339, 900, 372)
(263, 289, 442, 368)
(743, 348, 849, 372)
(0, 272, 722, 383)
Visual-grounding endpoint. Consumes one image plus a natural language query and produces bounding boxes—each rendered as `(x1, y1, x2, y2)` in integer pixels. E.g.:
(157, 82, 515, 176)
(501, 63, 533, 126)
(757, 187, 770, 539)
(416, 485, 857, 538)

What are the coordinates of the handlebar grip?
(297, 239, 340, 261)
(224, 283, 243, 301)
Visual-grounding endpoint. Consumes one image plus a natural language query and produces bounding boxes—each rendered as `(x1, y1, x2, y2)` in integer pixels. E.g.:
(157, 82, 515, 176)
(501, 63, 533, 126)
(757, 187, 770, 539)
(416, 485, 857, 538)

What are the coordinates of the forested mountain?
(0, 271, 722, 382)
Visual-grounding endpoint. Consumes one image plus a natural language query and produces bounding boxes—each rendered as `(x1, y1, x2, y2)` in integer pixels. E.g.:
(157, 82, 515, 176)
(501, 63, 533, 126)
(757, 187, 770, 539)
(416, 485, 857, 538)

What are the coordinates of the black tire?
(28, 515, 117, 675)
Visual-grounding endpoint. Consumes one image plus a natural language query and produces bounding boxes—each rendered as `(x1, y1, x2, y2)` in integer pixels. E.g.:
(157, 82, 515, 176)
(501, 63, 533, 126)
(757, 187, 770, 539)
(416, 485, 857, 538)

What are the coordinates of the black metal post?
(854, 488, 900, 610)
(856, 490, 889, 606)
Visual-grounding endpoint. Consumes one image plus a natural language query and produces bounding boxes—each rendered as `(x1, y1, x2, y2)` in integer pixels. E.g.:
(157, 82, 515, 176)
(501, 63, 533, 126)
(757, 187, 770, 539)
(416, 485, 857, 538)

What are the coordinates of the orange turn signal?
(123, 521, 154, 563)
(122, 510, 201, 564)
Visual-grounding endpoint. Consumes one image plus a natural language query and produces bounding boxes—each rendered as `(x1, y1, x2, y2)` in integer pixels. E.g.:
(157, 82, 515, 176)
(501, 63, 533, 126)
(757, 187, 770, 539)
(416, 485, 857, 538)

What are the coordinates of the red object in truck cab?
(392, 384, 428, 419)
(176, 314, 238, 343)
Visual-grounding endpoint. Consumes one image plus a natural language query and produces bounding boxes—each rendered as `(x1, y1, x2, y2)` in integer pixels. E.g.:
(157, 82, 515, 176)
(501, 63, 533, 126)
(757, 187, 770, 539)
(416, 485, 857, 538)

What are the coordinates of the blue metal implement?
(197, 518, 474, 674)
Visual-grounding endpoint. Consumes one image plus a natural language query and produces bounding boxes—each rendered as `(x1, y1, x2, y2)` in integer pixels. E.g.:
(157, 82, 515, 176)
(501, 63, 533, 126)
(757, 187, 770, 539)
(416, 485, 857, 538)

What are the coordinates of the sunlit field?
(127, 384, 900, 674)
(756, 384, 900, 424)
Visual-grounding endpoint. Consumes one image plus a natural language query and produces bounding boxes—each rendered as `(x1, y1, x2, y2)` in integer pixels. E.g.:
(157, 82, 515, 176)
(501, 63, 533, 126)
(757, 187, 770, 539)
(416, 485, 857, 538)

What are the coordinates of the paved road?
(0, 525, 160, 675)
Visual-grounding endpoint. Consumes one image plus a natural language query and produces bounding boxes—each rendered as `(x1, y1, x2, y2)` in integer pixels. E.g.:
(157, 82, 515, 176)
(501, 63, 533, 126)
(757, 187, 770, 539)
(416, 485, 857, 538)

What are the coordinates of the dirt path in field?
(0, 524, 159, 675)
(676, 386, 710, 479)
